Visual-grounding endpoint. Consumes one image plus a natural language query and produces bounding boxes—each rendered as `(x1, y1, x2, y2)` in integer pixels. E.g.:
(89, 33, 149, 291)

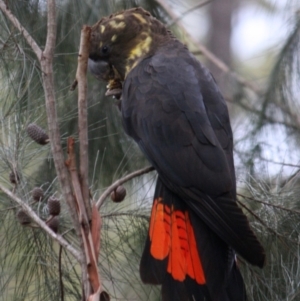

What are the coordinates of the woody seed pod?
(47, 197, 61, 216)
(16, 209, 31, 225)
(9, 170, 20, 184)
(100, 291, 110, 301)
(27, 123, 49, 145)
(32, 187, 44, 202)
(110, 185, 126, 203)
(47, 216, 59, 233)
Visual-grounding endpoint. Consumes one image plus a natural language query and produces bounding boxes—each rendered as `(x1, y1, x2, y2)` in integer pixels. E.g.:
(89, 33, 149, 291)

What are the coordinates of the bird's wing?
(121, 45, 265, 267)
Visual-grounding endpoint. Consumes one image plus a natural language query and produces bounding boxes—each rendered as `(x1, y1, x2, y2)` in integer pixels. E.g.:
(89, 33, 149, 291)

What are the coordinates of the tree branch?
(237, 199, 282, 237)
(0, 183, 81, 261)
(44, 0, 56, 57)
(66, 137, 89, 226)
(42, 3, 91, 296)
(238, 193, 300, 215)
(96, 166, 155, 209)
(0, 0, 42, 58)
(0, 1, 100, 299)
(76, 25, 92, 221)
(38, 0, 80, 236)
(66, 137, 102, 295)
(0, 0, 80, 237)
(59, 245, 65, 301)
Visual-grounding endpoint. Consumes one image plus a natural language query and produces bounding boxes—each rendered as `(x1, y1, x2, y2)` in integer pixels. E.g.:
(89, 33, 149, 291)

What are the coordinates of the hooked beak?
(88, 59, 113, 82)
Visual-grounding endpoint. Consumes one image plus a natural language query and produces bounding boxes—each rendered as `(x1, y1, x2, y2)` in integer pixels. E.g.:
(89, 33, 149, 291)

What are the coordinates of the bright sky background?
(174, 0, 298, 61)
(232, 4, 287, 60)
(174, 0, 300, 177)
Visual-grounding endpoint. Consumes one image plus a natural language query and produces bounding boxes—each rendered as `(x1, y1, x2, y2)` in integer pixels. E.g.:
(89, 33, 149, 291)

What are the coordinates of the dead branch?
(258, 156, 300, 169)
(66, 137, 101, 294)
(238, 193, 300, 215)
(39, 0, 81, 235)
(41, 3, 91, 297)
(76, 25, 92, 221)
(96, 166, 155, 209)
(0, 183, 81, 261)
(44, 0, 56, 57)
(0, 0, 81, 254)
(59, 245, 64, 301)
(0, 1, 42, 58)
(0, 1, 90, 297)
(91, 203, 101, 264)
(237, 199, 286, 238)
(66, 137, 89, 226)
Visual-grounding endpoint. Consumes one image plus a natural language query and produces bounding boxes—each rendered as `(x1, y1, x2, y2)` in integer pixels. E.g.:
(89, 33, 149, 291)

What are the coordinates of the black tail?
(140, 177, 247, 301)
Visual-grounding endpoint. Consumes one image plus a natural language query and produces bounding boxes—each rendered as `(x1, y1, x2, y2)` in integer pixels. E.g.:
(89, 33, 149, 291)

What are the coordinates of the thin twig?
(167, 0, 211, 27)
(0, 2, 93, 299)
(41, 5, 90, 296)
(238, 199, 300, 250)
(44, 0, 56, 58)
(0, 1, 42, 58)
(226, 97, 299, 131)
(258, 156, 300, 168)
(96, 166, 155, 209)
(59, 244, 64, 301)
(38, 0, 81, 236)
(65, 137, 91, 269)
(65, 137, 91, 297)
(66, 137, 101, 294)
(102, 212, 149, 220)
(0, 183, 81, 261)
(238, 193, 300, 215)
(237, 199, 290, 240)
(90, 203, 101, 264)
(66, 137, 89, 227)
(77, 25, 92, 221)
(0, 200, 36, 212)
(155, 0, 262, 95)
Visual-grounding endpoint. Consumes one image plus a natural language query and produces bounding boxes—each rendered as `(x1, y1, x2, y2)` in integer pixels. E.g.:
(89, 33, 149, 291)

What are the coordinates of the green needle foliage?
(0, 1, 164, 300)
(1, 1, 300, 301)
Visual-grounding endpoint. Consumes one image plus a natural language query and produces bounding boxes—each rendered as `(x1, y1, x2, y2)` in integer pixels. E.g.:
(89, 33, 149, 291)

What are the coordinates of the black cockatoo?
(88, 7, 265, 301)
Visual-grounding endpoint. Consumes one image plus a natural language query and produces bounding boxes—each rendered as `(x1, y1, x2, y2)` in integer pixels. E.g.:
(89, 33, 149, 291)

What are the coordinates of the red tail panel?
(149, 198, 170, 260)
(149, 198, 206, 284)
(140, 177, 246, 301)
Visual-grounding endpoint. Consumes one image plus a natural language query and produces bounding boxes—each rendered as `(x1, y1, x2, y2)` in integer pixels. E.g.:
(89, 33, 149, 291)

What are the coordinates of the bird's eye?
(101, 45, 109, 56)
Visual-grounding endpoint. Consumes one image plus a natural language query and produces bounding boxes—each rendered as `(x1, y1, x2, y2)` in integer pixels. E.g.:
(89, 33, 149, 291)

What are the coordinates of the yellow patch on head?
(114, 14, 125, 20)
(128, 35, 152, 60)
(100, 25, 105, 33)
(99, 41, 103, 48)
(125, 35, 152, 77)
(111, 34, 117, 42)
(125, 61, 138, 76)
(109, 20, 126, 30)
(132, 13, 147, 24)
(125, 65, 131, 76)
